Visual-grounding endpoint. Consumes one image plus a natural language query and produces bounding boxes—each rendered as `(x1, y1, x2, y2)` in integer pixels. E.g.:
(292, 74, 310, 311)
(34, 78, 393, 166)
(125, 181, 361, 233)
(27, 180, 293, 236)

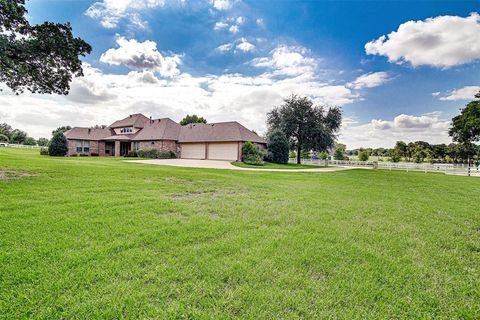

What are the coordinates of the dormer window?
(120, 127, 133, 133)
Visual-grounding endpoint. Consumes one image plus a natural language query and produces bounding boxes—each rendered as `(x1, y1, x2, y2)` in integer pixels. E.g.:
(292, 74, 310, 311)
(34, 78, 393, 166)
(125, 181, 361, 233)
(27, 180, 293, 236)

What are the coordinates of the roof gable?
(132, 118, 181, 141)
(109, 114, 150, 128)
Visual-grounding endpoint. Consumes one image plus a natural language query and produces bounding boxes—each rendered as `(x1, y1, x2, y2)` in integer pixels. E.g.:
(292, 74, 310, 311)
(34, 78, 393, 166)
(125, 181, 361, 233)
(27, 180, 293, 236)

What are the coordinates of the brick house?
(64, 113, 266, 161)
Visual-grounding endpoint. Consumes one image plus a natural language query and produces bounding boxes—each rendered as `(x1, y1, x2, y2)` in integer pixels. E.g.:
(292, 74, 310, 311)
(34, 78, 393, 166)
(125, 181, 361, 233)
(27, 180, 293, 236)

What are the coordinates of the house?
(64, 113, 266, 161)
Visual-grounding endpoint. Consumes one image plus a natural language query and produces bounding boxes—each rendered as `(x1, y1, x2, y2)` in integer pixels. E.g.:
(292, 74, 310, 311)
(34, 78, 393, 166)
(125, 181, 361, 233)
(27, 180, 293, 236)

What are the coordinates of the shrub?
(79, 153, 88, 157)
(301, 149, 310, 159)
(242, 141, 265, 165)
(266, 129, 289, 164)
(358, 150, 369, 161)
(90, 153, 99, 157)
(319, 151, 328, 160)
(126, 150, 138, 157)
(136, 149, 176, 159)
(289, 151, 296, 159)
(48, 132, 68, 156)
(39, 148, 49, 156)
(334, 148, 344, 160)
(389, 150, 402, 163)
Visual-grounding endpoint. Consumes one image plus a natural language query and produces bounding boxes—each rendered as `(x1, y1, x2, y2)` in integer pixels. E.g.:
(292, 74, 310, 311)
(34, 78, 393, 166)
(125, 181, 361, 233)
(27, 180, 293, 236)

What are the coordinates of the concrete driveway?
(127, 159, 355, 172)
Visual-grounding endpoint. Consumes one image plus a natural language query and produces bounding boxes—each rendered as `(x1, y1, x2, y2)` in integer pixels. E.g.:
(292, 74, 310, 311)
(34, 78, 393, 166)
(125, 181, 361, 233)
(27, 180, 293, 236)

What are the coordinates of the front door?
(120, 142, 131, 157)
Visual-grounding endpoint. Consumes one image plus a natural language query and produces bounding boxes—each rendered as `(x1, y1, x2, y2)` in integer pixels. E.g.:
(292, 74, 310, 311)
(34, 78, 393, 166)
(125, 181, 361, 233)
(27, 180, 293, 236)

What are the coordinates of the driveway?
(126, 159, 355, 172)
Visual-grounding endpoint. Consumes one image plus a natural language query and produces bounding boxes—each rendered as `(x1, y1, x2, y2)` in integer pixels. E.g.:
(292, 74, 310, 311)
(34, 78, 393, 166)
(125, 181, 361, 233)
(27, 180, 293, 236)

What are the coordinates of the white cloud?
(437, 86, 480, 101)
(236, 39, 255, 52)
(214, 21, 228, 30)
(229, 25, 239, 34)
(347, 72, 390, 90)
(85, 0, 166, 29)
(256, 18, 264, 26)
(209, 0, 235, 10)
(340, 112, 451, 148)
(365, 12, 480, 68)
(100, 36, 181, 77)
(216, 43, 233, 52)
(2, 44, 360, 140)
(251, 45, 318, 76)
(236, 16, 245, 25)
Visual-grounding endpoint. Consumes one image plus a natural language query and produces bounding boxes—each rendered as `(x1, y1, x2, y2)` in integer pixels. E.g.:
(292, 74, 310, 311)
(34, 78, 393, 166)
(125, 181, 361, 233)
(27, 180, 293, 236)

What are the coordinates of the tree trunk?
(296, 145, 301, 164)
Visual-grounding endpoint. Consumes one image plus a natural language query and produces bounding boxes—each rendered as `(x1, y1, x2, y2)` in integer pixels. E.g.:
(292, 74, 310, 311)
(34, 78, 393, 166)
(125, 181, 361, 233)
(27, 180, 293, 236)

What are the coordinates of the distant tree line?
(0, 122, 49, 146)
(346, 141, 479, 164)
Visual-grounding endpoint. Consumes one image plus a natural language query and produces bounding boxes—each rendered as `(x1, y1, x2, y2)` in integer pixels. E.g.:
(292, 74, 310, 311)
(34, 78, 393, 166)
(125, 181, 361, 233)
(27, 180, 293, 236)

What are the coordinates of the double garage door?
(181, 142, 238, 161)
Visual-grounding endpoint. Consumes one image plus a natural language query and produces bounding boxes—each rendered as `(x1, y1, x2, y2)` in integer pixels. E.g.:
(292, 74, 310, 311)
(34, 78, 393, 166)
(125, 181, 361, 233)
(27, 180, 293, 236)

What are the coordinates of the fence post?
(468, 166, 471, 177)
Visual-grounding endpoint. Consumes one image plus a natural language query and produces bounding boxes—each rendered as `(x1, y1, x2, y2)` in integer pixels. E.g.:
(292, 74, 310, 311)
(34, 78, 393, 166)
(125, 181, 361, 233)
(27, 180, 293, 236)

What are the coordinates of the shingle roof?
(178, 122, 266, 144)
(109, 113, 150, 128)
(103, 134, 136, 141)
(132, 118, 181, 141)
(64, 127, 113, 141)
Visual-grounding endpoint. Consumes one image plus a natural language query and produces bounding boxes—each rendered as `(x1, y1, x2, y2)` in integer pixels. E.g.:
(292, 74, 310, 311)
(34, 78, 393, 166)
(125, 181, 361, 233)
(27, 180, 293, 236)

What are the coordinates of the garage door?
(208, 142, 238, 161)
(181, 143, 206, 159)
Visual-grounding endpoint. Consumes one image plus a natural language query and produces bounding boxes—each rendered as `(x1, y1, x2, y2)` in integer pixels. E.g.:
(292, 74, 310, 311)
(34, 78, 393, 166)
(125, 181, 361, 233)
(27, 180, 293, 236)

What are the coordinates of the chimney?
(88, 128, 91, 134)
(150, 116, 152, 124)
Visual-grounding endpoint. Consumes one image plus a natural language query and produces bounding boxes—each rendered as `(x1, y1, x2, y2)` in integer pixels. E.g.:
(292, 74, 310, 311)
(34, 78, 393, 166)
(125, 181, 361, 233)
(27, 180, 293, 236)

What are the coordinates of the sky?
(1, 0, 480, 148)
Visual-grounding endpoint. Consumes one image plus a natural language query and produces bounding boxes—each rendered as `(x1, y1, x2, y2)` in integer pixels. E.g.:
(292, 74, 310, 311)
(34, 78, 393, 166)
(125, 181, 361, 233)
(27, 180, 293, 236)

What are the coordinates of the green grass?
(1, 147, 479, 319)
(232, 161, 326, 169)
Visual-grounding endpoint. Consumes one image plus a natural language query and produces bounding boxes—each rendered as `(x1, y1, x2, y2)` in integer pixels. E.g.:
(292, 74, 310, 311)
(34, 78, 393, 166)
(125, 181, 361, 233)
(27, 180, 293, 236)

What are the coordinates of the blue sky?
(2, 0, 479, 147)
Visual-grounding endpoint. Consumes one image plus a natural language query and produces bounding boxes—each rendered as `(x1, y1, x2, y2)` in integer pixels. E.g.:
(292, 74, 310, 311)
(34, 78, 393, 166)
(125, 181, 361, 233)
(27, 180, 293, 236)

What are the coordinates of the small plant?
(358, 150, 369, 161)
(266, 129, 289, 164)
(39, 148, 49, 156)
(127, 150, 138, 157)
(319, 151, 328, 160)
(289, 151, 297, 159)
(136, 149, 176, 159)
(242, 141, 265, 165)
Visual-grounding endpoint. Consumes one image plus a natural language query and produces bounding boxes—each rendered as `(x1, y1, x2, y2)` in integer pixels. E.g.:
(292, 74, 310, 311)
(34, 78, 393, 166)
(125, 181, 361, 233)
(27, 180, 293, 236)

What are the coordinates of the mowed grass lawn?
(1, 148, 479, 319)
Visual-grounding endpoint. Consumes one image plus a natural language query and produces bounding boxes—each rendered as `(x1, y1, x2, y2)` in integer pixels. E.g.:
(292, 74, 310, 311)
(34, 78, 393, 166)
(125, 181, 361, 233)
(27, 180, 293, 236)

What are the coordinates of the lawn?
(231, 161, 326, 169)
(1, 147, 479, 319)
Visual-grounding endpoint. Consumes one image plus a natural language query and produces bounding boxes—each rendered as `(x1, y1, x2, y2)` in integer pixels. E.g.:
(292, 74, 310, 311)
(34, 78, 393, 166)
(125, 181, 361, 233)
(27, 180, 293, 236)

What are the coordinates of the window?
(76, 140, 90, 153)
(134, 142, 140, 150)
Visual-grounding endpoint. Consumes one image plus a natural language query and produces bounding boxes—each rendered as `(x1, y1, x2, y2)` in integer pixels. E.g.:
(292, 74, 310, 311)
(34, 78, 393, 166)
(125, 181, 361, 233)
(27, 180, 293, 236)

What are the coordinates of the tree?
(267, 94, 342, 164)
(0, 0, 92, 94)
(389, 149, 402, 163)
(52, 126, 71, 136)
(266, 129, 289, 164)
(10, 129, 27, 144)
(394, 141, 407, 159)
(334, 143, 346, 160)
(180, 114, 207, 125)
(358, 150, 369, 161)
(37, 137, 49, 146)
(0, 123, 13, 139)
(319, 151, 328, 160)
(241, 141, 265, 165)
(0, 133, 8, 142)
(449, 100, 480, 145)
(48, 132, 67, 156)
(23, 136, 36, 145)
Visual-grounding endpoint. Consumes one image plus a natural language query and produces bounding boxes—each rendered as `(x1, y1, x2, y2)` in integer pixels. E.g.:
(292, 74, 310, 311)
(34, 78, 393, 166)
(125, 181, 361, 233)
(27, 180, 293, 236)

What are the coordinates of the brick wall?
(67, 139, 105, 156)
(137, 140, 179, 155)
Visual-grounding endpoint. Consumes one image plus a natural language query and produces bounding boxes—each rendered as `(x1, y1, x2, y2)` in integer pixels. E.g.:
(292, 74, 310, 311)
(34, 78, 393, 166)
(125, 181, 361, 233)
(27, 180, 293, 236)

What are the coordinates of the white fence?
(291, 158, 480, 177)
(0, 143, 41, 149)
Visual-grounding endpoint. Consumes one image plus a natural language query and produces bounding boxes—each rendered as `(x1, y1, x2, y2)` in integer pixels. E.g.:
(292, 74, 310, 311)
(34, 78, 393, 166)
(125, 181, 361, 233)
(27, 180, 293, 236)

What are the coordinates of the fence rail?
(0, 143, 41, 149)
(290, 158, 480, 177)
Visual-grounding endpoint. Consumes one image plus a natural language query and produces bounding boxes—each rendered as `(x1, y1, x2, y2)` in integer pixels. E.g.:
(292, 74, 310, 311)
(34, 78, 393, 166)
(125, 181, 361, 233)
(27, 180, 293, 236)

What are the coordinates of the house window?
(134, 142, 140, 150)
(76, 140, 90, 153)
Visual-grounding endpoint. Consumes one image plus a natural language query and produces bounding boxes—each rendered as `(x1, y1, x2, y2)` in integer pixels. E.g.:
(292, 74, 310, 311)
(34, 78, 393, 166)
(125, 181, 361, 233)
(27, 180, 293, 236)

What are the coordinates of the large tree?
(267, 94, 342, 164)
(449, 100, 480, 145)
(180, 114, 207, 125)
(0, 0, 91, 94)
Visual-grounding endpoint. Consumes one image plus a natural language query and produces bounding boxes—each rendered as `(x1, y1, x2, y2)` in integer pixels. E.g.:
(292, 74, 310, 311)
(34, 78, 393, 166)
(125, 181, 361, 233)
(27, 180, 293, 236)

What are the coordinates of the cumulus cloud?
(251, 45, 318, 77)
(437, 86, 480, 101)
(340, 112, 451, 148)
(216, 43, 233, 52)
(214, 21, 228, 30)
(2, 43, 361, 139)
(229, 25, 239, 34)
(209, 0, 236, 10)
(85, 0, 166, 29)
(348, 72, 390, 90)
(236, 39, 255, 52)
(100, 36, 182, 77)
(365, 12, 480, 68)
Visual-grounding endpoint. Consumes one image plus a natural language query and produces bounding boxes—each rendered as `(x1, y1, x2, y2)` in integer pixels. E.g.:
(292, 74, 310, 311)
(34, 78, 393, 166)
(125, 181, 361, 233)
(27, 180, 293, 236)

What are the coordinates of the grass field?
(1, 148, 479, 319)
(232, 161, 326, 169)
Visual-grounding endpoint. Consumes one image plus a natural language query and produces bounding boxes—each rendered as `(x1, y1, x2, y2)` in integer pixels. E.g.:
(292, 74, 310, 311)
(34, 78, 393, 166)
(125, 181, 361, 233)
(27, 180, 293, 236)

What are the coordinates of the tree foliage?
(10, 128, 27, 144)
(266, 129, 289, 164)
(37, 137, 49, 146)
(48, 131, 67, 156)
(52, 126, 72, 136)
(180, 114, 207, 125)
(358, 150, 369, 161)
(0, 0, 92, 94)
(449, 100, 480, 145)
(242, 141, 265, 165)
(334, 143, 346, 160)
(267, 94, 342, 164)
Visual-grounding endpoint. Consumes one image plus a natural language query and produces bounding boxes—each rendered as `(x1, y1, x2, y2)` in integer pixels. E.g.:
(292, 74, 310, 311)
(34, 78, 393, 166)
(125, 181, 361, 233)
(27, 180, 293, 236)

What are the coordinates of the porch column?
(114, 141, 120, 157)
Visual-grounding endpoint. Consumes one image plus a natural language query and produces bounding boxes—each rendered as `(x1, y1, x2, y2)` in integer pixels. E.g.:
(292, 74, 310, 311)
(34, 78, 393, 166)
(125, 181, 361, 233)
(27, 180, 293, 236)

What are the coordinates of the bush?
(301, 149, 311, 159)
(389, 150, 402, 163)
(90, 153, 99, 157)
(136, 149, 176, 159)
(39, 148, 49, 156)
(266, 129, 289, 164)
(358, 150, 369, 161)
(319, 151, 328, 160)
(79, 153, 89, 157)
(242, 141, 265, 165)
(126, 150, 138, 157)
(48, 132, 68, 156)
(289, 151, 296, 159)
(334, 148, 344, 160)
